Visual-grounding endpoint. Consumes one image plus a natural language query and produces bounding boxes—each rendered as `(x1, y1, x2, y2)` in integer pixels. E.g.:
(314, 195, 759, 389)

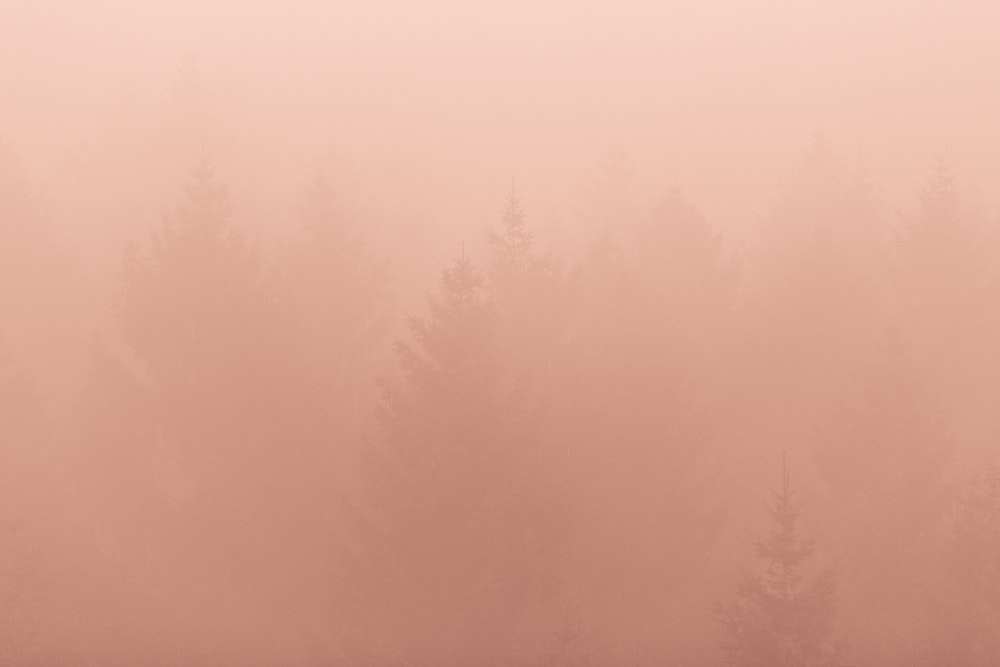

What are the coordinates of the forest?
(4, 2, 1000, 665)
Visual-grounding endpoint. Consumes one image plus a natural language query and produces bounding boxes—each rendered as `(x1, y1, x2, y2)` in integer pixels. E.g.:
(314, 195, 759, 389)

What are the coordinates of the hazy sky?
(4, 0, 1000, 247)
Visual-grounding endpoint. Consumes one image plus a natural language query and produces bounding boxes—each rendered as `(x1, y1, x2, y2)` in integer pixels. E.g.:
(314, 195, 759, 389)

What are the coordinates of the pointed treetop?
(490, 184, 535, 274)
(179, 153, 232, 228)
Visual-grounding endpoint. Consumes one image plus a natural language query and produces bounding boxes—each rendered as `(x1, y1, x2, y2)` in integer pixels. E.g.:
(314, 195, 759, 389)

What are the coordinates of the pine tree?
(541, 185, 732, 663)
(813, 330, 951, 664)
(116, 155, 282, 480)
(746, 139, 888, 470)
(357, 254, 556, 665)
(85, 156, 323, 662)
(489, 186, 536, 277)
(0, 352, 48, 665)
(921, 466, 1000, 666)
(715, 457, 845, 667)
(281, 166, 392, 465)
(0, 138, 84, 414)
(893, 158, 995, 311)
(574, 148, 641, 254)
(892, 158, 1000, 455)
(487, 187, 566, 386)
(633, 187, 741, 387)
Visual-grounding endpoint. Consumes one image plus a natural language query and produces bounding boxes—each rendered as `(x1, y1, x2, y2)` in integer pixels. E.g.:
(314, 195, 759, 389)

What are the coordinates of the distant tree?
(920, 466, 1000, 666)
(573, 148, 642, 254)
(0, 353, 48, 665)
(489, 187, 536, 276)
(116, 156, 283, 485)
(542, 187, 731, 663)
(487, 187, 567, 386)
(715, 457, 845, 667)
(83, 155, 325, 662)
(0, 141, 76, 663)
(893, 158, 996, 313)
(0, 138, 84, 412)
(357, 254, 557, 665)
(813, 330, 952, 663)
(745, 138, 888, 466)
(633, 187, 740, 379)
(281, 166, 392, 451)
(891, 158, 1000, 452)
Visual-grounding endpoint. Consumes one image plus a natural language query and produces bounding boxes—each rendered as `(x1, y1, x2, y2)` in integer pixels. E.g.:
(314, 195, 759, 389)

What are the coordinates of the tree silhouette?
(921, 466, 1000, 666)
(813, 329, 952, 663)
(536, 185, 736, 663)
(892, 158, 1000, 455)
(357, 253, 557, 665)
(715, 457, 845, 667)
(487, 187, 566, 387)
(281, 166, 392, 450)
(91, 155, 325, 662)
(745, 139, 888, 470)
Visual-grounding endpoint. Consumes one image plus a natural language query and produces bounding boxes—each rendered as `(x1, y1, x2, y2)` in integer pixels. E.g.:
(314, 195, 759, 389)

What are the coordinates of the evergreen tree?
(83, 156, 324, 662)
(573, 148, 641, 255)
(0, 353, 48, 665)
(633, 187, 740, 387)
(0, 138, 84, 414)
(489, 187, 536, 277)
(357, 254, 557, 665)
(921, 466, 1000, 666)
(116, 155, 284, 486)
(715, 458, 845, 667)
(281, 167, 391, 450)
(892, 158, 1000, 455)
(813, 330, 952, 664)
(745, 138, 888, 469)
(487, 187, 566, 386)
(545, 189, 729, 664)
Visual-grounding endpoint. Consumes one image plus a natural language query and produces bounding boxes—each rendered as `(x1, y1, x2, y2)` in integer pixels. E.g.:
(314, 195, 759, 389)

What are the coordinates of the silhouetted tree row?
(2, 134, 1000, 666)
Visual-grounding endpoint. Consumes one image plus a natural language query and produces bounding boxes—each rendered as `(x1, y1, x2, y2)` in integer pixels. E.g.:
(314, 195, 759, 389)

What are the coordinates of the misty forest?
(4, 4, 1000, 666)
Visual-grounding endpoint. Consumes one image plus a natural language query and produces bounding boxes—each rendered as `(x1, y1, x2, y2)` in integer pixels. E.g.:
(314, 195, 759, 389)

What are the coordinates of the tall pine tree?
(813, 330, 952, 665)
(80, 156, 325, 663)
(892, 158, 1000, 463)
(356, 254, 557, 665)
(715, 457, 845, 667)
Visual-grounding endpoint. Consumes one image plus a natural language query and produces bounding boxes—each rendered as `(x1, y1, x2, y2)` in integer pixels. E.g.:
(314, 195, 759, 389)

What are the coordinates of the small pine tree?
(715, 457, 845, 667)
(489, 186, 536, 276)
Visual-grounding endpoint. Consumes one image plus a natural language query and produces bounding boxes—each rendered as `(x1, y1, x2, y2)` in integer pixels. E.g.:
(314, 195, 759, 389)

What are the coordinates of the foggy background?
(2, 1, 1000, 665)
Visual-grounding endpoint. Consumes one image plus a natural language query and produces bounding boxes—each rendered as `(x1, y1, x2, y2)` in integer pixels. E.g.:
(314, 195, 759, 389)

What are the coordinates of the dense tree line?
(2, 129, 1000, 666)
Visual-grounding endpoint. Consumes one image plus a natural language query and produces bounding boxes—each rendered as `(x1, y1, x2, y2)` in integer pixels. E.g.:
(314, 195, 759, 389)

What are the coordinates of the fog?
(2, 1, 1000, 665)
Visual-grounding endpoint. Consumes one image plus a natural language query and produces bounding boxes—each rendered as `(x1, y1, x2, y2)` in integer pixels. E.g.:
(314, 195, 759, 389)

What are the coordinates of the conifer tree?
(0, 138, 84, 413)
(921, 466, 1000, 666)
(84, 156, 323, 661)
(282, 167, 391, 450)
(0, 353, 48, 665)
(116, 155, 283, 484)
(892, 158, 1000, 451)
(489, 187, 536, 277)
(715, 457, 845, 667)
(544, 186, 731, 663)
(358, 253, 556, 665)
(813, 330, 951, 663)
(487, 187, 566, 386)
(746, 139, 888, 468)
(633, 187, 740, 382)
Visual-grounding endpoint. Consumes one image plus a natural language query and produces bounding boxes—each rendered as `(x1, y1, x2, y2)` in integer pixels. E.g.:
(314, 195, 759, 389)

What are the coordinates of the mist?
(2, 1, 1000, 665)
